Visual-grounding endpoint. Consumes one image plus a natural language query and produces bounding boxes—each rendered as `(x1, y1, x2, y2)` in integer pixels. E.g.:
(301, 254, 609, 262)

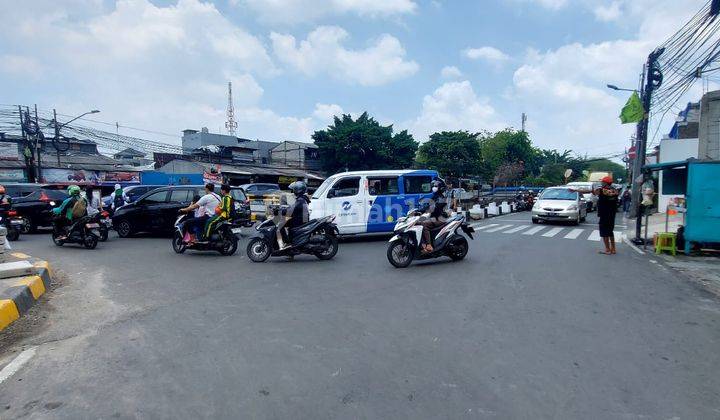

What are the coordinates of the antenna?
(225, 81, 238, 136)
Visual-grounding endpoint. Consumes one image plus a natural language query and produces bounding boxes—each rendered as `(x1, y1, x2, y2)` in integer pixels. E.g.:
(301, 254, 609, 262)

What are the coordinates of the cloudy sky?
(0, 0, 711, 157)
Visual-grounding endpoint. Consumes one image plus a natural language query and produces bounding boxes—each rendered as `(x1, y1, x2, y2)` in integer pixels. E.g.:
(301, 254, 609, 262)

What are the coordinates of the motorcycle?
(52, 215, 100, 249)
(246, 206, 339, 262)
(172, 213, 241, 256)
(386, 209, 475, 268)
(89, 210, 112, 242)
(0, 209, 24, 241)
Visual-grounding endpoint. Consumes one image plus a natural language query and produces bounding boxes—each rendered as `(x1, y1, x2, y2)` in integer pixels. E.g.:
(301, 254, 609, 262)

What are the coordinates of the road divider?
(0, 254, 53, 332)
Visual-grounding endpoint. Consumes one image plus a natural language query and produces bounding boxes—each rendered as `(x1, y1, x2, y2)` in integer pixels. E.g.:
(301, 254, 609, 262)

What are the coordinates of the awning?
(643, 158, 695, 172)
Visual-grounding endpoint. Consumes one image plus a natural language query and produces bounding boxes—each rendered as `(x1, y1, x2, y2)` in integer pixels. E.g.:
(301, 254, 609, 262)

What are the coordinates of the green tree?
(415, 131, 482, 177)
(479, 129, 538, 181)
(312, 112, 418, 173)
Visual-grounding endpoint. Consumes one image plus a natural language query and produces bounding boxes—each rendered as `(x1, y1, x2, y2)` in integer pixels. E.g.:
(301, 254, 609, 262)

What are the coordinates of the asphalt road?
(1, 212, 719, 419)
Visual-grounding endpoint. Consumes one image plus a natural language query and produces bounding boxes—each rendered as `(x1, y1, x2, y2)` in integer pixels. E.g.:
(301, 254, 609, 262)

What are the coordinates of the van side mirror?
(327, 189, 336, 198)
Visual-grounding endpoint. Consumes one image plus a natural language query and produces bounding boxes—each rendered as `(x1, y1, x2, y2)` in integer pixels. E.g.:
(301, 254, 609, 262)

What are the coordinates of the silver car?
(531, 187, 587, 225)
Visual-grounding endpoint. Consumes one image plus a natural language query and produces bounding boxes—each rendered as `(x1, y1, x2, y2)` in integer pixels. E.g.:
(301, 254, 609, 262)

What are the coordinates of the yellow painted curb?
(0, 299, 20, 331)
(14, 276, 45, 300)
(11, 252, 30, 259)
(33, 261, 52, 278)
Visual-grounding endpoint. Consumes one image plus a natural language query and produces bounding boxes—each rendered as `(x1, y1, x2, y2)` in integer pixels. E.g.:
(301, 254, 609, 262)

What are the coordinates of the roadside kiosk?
(643, 159, 720, 254)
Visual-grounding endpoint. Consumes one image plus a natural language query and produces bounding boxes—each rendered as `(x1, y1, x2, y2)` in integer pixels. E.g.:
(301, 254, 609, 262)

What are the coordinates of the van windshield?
(312, 177, 334, 199)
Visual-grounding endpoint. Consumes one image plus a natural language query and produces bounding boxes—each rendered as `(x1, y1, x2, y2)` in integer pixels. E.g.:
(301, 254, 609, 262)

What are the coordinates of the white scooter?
(386, 209, 474, 268)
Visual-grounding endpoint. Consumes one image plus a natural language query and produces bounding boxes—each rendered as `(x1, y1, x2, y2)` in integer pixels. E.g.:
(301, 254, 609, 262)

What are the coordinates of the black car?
(239, 183, 280, 195)
(102, 185, 163, 208)
(112, 185, 251, 237)
(6, 184, 68, 232)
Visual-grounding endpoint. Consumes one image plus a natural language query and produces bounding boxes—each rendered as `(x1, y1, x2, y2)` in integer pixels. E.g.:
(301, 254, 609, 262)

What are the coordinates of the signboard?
(0, 142, 19, 161)
(0, 169, 26, 182)
(203, 170, 222, 184)
(39, 169, 139, 184)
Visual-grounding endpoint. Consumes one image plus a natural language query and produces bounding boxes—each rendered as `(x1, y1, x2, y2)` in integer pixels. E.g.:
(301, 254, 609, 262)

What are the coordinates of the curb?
(0, 255, 53, 332)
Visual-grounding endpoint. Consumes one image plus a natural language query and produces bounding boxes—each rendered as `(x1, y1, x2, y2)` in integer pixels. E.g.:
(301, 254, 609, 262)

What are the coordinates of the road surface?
(1, 212, 718, 419)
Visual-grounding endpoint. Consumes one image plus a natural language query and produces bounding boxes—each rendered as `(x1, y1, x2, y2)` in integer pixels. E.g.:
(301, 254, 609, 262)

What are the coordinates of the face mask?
(432, 187, 439, 193)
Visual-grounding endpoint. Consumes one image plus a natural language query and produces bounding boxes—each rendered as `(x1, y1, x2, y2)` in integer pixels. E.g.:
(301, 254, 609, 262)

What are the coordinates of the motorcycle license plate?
(86, 223, 100, 228)
(10, 220, 23, 225)
(231, 228, 243, 234)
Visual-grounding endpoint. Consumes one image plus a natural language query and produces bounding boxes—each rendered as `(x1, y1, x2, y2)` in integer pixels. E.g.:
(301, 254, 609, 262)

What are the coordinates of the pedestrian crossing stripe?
(504, 225, 529, 234)
(541, 227, 564, 237)
(468, 223, 626, 243)
(485, 224, 513, 233)
(564, 228, 584, 239)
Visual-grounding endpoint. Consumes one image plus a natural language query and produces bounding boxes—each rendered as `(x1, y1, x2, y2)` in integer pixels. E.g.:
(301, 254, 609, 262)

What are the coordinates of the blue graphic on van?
(366, 169, 438, 233)
(342, 201, 352, 211)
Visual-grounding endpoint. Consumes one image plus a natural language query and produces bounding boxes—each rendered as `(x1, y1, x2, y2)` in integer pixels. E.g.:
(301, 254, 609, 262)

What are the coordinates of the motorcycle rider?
(276, 181, 310, 250)
(52, 185, 87, 240)
(111, 184, 126, 210)
(180, 183, 220, 243)
(0, 185, 11, 209)
(203, 184, 233, 240)
(420, 178, 449, 253)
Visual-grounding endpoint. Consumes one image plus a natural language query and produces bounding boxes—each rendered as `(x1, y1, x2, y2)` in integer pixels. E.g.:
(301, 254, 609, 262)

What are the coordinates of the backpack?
(71, 198, 87, 219)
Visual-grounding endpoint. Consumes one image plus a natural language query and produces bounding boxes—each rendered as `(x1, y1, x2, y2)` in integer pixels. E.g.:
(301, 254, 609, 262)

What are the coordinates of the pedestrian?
(621, 188, 631, 214)
(111, 184, 125, 210)
(594, 176, 620, 255)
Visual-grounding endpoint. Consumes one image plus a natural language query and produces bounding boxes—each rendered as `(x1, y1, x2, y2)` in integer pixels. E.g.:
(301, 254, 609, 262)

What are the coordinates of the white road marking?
(542, 227, 564, 237)
(522, 226, 545, 235)
(0, 346, 36, 385)
(472, 223, 499, 231)
(504, 225, 530, 233)
(588, 230, 601, 241)
(485, 224, 513, 233)
(563, 228, 584, 239)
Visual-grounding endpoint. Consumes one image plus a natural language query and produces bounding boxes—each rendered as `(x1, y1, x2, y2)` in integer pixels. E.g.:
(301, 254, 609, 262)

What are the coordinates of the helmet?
(68, 185, 81, 196)
(0, 185, 5, 194)
(431, 178, 447, 195)
(288, 181, 307, 197)
(601, 175, 613, 184)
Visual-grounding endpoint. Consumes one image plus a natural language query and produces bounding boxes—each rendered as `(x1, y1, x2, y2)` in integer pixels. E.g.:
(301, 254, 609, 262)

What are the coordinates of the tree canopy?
(416, 131, 482, 177)
(312, 112, 418, 174)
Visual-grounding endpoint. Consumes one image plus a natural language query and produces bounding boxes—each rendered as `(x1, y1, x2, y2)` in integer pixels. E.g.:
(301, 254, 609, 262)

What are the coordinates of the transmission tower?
(225, 81, 238, 136)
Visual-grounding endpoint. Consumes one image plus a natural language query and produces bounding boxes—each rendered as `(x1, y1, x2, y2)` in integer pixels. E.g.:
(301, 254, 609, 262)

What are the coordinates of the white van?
(309, 170, 440, 234)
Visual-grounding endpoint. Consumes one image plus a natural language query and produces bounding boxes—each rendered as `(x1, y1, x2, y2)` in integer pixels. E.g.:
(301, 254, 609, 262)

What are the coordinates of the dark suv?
(112, 185, 251, 237)
(5, 183, 68, 232)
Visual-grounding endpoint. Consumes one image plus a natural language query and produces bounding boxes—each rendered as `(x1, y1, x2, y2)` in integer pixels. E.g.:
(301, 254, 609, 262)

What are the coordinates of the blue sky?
(0, 0, 710, 158)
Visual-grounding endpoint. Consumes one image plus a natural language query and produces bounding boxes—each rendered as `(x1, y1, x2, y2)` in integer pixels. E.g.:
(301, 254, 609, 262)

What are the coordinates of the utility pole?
(34, 104, 42, 182)
(53, 109, 61, 166)
(521, 113, 527, 132)
(630, 47, 664, 244)
(18, 105, 36, 183)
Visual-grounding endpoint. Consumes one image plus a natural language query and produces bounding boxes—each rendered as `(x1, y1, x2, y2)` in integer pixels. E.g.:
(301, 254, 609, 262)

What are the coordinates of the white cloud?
(509, 0, 703, 153)
(511, 0, 568, 10)
(594, 1, 622, 22)
(271, 26, 419, 86)
(313, 103, 345, 123)
(237, 0, 417, 24)
(0, 55, 42, 77)
(0, 0, 330, 144)
(440, 66, 463, 79)
(407, 80, 503, 141)
(463, 46, 510, 65)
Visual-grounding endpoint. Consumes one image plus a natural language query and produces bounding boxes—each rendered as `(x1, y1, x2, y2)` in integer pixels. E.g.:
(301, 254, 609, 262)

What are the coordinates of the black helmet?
(289, 181, 307, 197)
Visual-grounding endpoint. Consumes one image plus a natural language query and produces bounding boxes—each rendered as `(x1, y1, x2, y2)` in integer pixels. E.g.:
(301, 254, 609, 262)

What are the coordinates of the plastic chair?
(655, 232, 677, 256)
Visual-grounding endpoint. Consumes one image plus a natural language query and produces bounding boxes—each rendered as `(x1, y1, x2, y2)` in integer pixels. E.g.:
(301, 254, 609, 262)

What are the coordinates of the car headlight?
(567, 204, 578, 211)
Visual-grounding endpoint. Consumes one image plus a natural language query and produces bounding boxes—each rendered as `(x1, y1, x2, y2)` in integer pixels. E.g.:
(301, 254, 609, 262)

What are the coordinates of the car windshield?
(540, 188, 576, 200)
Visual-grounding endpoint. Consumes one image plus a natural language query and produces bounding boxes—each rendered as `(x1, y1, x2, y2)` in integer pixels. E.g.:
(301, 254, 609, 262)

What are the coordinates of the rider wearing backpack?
(52, 185, 88, 238)
(203, 184, 234, 240)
